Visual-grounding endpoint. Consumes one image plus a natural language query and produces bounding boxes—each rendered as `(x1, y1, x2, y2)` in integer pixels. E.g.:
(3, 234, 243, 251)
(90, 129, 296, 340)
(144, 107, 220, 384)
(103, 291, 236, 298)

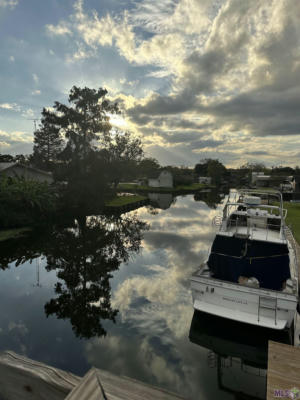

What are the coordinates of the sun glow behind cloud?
(1, 0, 300, 166)
(108, 113, 128, 130)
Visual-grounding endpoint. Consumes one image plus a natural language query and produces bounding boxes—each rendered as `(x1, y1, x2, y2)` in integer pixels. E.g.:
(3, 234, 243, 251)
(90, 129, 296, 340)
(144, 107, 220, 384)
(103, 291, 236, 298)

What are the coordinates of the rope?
(210, 251, 289, 261)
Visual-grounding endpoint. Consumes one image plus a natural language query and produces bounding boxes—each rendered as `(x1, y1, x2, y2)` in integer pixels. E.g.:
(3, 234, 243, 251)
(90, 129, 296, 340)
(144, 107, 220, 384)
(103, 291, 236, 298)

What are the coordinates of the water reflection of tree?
(0, 213, 148, 339)
(0, 230, 47, 269)
(44, 214, 148, 338)
(194, 190, 223, 209)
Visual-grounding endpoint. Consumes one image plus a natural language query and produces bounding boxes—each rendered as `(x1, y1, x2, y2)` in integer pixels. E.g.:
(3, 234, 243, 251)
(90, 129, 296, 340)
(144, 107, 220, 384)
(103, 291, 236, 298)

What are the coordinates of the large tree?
(32, 119, 63, 170)
(44, 86, 118, 169)
(138, 157, 160, 178)
(105, 131, 144, 187)
(195, 159, 227, 186)
(38, 86, 119, 210)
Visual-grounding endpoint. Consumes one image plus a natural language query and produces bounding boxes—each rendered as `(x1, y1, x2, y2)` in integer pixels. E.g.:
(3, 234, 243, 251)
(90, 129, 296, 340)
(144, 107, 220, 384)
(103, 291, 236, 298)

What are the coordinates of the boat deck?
(219, 226, 285, 244)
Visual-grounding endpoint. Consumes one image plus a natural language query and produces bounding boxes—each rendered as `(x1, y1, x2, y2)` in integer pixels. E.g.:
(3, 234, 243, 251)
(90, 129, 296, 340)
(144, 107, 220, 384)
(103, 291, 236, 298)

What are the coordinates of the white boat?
(191, 189, 299, 331)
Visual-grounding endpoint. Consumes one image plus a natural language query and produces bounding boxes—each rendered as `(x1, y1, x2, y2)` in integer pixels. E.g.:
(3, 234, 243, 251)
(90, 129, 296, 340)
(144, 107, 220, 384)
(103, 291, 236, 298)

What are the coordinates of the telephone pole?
(27, 118, 39, 131)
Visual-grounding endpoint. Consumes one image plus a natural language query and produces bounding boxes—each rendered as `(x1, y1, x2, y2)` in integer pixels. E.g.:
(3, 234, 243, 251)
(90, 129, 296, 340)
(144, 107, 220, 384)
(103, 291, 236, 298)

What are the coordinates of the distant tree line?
(1, 85, 300, 219)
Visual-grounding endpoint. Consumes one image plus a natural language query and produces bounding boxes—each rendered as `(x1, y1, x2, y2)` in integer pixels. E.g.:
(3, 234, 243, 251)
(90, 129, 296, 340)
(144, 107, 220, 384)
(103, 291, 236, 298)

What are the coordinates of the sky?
(1, 0, 300, 167)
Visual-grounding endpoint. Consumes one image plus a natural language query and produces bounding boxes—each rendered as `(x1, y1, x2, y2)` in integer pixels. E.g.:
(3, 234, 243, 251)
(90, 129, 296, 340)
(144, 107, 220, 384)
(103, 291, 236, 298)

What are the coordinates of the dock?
(267, 341, 300, 399)
(0, 351, 185, 400)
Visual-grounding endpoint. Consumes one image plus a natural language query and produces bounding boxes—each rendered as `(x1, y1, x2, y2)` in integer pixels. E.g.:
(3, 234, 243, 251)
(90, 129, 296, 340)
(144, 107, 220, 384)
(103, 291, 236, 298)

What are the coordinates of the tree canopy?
(32, 118, 63, 170)
(31, 85, 145, 211)
(194, 159, 227, 186)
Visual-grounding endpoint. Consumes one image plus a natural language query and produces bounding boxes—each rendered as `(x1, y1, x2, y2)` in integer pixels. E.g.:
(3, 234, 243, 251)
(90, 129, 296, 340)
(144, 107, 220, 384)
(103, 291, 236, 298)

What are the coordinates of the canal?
(0, 193, 290, 399)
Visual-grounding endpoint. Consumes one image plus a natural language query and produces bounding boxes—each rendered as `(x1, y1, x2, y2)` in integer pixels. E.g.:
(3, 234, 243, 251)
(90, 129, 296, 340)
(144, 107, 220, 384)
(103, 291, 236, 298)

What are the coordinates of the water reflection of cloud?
(85, 320, 226, 399)
(113, 195, 217, 316)
(91, 195, 230, 399)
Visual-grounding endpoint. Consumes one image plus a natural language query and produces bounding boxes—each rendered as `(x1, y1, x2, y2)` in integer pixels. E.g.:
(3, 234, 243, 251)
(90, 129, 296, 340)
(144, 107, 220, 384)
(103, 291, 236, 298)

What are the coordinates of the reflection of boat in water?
(191, 189, 299, 331)
(189, 310, 290, 399)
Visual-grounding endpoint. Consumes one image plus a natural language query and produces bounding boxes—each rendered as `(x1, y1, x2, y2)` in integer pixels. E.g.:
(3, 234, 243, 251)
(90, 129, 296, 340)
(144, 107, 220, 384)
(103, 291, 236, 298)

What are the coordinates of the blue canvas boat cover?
(208, 235, 290, 291)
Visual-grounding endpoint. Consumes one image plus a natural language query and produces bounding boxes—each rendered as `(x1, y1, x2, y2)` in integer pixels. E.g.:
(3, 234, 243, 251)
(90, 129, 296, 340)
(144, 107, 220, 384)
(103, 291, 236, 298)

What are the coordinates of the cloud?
(0, 0, 18, 9)
(8, 321, 28, 336)
(39, 0, 300, 166)
(244, 151, 269, 156)
(0, 103, 20, 111)
(0, 129, 33, 155)
(46, 23, 72, 36)
(0, 141, 10, 148)
(21, 108, 35, 118)
(0, 130, 32, 144)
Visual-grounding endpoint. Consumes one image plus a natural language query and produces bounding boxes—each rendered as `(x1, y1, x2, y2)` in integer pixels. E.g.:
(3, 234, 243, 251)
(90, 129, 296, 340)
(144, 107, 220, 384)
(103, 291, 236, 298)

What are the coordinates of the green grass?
(117, 182, 210, 193)
(283, 202, 300, 243)
(244, 188, 280, 193)
(0, 227, 31, 242)
(106, 195, 147, 207)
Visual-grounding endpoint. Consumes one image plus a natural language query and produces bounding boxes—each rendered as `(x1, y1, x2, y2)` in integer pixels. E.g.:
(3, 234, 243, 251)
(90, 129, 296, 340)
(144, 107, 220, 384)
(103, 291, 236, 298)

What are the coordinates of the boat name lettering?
(222, 296, 247, 305)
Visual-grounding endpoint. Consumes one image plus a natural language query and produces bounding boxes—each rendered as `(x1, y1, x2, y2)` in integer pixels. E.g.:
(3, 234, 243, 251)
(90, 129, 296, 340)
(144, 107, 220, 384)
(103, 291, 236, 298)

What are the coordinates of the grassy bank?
(118, 183, 210, 193)
(106, 195, 147, 207)
(0, 227, 31, 242)
(284, 202, 300, 243)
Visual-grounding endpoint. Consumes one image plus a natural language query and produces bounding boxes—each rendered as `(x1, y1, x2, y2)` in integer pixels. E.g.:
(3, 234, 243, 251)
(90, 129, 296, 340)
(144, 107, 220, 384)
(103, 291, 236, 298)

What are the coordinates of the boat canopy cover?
(208, 235, 290, 291)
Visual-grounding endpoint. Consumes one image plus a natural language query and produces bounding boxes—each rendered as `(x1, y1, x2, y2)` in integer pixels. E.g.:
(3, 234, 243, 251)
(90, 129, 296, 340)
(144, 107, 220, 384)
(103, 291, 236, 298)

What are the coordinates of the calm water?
(0, 193, 289, 399)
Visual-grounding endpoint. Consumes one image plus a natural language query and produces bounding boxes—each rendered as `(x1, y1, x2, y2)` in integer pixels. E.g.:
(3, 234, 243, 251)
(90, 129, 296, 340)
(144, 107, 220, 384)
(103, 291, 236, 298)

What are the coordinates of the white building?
(251, 172, 271, 187)
(0, 163, 53, 183)
(148, 170, 173, 188)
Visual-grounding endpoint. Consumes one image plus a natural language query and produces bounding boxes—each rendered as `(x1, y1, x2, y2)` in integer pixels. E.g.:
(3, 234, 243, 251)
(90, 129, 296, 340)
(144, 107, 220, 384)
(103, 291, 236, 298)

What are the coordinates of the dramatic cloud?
(1, 0, 300, 165)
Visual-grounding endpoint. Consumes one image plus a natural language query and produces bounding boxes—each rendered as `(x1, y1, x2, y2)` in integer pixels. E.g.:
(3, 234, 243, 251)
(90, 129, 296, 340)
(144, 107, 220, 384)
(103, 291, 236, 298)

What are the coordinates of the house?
(252, 172, 296, 189)
(251, 172, 271, 187)
(148, 170, 173, 188)
(280, 179, 294, 193)
(198, 176, 212, 185)
(0, 163, 53, 184)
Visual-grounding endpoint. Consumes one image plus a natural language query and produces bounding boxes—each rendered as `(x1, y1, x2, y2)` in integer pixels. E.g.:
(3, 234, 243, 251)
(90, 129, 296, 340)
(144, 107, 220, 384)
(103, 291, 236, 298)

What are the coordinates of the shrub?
(0, 176, 57, 228)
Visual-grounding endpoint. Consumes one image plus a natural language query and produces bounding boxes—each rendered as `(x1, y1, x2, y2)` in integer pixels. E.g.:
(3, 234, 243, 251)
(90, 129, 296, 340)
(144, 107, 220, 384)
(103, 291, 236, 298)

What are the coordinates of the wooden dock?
(0, 351, 185, 400)
(267, 341, 300, 399)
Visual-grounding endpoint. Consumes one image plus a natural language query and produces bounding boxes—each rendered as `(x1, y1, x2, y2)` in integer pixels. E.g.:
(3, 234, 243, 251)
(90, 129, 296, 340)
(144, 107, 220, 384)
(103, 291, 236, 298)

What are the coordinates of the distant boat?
(191, 189, 299, 332)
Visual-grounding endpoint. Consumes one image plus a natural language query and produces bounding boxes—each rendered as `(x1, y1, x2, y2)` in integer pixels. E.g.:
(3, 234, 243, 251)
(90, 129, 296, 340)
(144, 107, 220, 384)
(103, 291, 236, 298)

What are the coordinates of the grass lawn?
(0, 227, 31, 242)
(117, 182, 210, 192)
(284, 202, 300, 243)
(106, 195, 147, 207)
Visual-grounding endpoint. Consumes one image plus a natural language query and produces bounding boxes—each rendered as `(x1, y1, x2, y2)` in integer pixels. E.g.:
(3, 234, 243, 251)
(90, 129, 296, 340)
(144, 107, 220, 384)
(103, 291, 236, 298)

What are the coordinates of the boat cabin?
(208, 190, 295, 292)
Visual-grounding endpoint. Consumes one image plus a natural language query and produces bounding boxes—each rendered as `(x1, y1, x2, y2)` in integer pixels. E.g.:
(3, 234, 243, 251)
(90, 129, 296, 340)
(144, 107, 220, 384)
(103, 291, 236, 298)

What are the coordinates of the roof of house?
(0, 162, 15, 172)
(0, 163, 52, 176)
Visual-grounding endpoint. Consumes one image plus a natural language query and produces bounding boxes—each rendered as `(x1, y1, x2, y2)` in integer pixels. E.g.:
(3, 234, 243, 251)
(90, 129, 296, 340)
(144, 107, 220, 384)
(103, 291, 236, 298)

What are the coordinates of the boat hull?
(191, 274, 298, 330)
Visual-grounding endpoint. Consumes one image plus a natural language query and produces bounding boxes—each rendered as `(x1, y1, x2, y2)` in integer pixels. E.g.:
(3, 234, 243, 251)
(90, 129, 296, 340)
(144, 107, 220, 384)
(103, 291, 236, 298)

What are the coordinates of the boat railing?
(225, 218, 283, 241)
(227, 189, 284, 214)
